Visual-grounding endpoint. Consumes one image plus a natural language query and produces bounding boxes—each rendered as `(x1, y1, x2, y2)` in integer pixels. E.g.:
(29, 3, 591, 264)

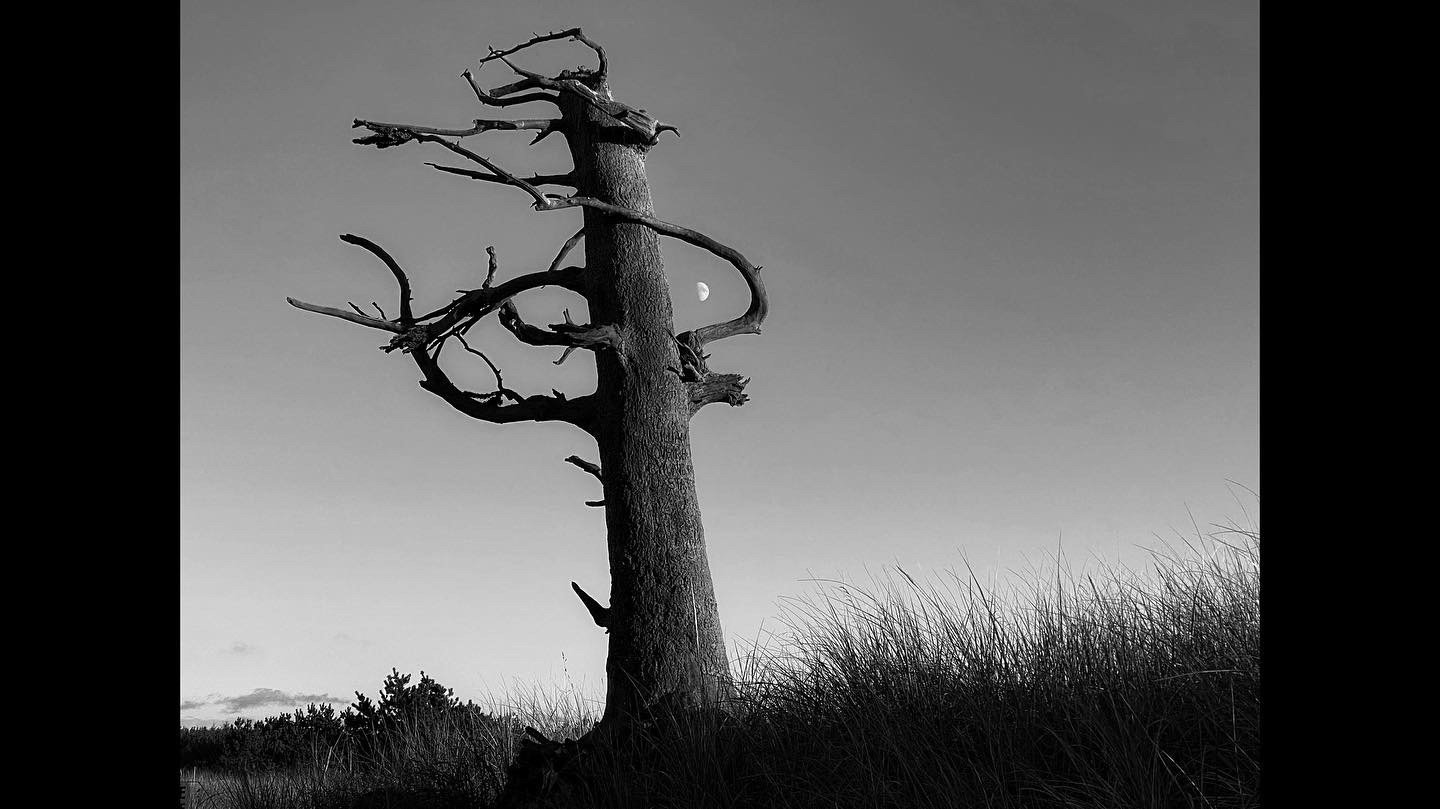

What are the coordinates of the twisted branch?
(288, 235, 595, 430)
(497, 301, 621, 360)
(533, 196, 768, 353)
(412, 344, 593, 428)
(688, 374, 751, 415)
(487, 57, 678, 144)
(477, 28, 608, 81)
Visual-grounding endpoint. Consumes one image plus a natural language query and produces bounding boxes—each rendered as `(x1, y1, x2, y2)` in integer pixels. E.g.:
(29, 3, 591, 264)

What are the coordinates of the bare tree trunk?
(289, 30, 768, 741)
(560, 89, 731, 722)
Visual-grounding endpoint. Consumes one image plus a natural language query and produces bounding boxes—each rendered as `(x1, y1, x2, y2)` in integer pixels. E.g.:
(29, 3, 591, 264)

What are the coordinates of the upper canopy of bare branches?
(289, 28, 768, 426)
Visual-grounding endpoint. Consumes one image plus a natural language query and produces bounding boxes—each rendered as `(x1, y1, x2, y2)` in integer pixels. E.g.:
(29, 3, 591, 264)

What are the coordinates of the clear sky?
(181, 0, 1258, 725)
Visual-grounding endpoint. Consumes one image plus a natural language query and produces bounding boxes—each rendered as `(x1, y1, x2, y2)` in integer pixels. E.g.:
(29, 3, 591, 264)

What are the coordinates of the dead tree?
(288, 29, 767, 726)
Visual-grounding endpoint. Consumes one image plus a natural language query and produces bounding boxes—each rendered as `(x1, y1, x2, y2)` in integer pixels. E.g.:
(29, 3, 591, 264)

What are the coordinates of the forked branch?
(454, 333, 523, 405)
(498, 301, 621, 363)
(461, 70, 559, 109)
(412, 344, 593, 428)
(409, 263, 588, 347)
(486, 58, 678, 144)
(464, 29, 674, 145)
(288, 235, 596, 430)
(286, 298, 403, 333)
(688, 374, 751, 415)
(477, 28, 608, 82)
(353, 120, 556, 209)
(353, 120, 766, 357)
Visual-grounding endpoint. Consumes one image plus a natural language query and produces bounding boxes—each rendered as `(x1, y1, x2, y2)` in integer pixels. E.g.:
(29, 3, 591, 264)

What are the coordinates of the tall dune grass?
(183, 519, 1260, 808)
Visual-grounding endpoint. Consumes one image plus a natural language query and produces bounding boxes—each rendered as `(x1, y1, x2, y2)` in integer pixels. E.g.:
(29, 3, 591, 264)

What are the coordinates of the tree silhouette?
(289, 29, 768, 729)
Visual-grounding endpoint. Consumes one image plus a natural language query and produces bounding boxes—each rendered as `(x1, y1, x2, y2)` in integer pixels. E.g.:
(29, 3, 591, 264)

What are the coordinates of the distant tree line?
(179, 669, 507, 771)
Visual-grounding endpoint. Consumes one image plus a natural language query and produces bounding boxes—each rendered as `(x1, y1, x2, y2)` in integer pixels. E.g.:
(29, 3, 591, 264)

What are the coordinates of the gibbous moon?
(696, 282, 710, 302)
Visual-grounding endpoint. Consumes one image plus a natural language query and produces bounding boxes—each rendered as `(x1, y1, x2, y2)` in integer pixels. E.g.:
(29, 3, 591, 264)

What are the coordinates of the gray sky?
(181, 0, 1258, 723)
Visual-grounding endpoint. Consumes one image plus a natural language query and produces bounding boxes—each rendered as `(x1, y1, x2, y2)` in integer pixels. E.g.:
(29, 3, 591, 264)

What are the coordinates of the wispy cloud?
(179, 688, 352, 714)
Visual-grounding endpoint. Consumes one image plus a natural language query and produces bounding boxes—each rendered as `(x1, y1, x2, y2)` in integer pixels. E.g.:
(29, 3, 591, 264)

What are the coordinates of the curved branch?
(461, 70, 559, 108)
(411, 345, 593, 429)
(349, 127, 762, 354)
(478, 28, 607, 82)
(338, 234, 414, 326)
(415, 263, 587, 347)
(498, 301, 621, 356)
(536, 196, 768, 351)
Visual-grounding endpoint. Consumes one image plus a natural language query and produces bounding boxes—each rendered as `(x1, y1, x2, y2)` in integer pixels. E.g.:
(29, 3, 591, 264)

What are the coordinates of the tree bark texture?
(559, 89, 731, 722)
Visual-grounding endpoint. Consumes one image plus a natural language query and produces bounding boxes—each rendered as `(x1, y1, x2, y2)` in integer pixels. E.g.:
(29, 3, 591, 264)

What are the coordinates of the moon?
(696, 282, 710, 302)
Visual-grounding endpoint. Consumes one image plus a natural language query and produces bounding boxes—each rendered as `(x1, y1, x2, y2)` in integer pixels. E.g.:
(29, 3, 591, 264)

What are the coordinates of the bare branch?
(533, 196, 768, 351)
(342, 131, 764, 359)
(486, 75, 548, 100)
(339, 234, 415, 326)
(564, 455, 602, 481)
(547, 229, 585, 274)
(354, 120, 556, 208)
(481, 246, 499, 289)
(351, 123, 748, 353)
(461, 70, 559, 108)
(354, 117, 560, 137)
(688, 374, 751, 415)
(425, 163, 575, 188)
(289, 234, 594, 429)
(486, 62, 678, 145)
(406, 264, 587, 348)
(350, 123, 759, 353)
(287, 298, 404, 333)
(497, 300, 621, 355)
(474, 41, 674, 145)
(478, 28, 608, 81)
(554, 345, 580, 365)
(571, 581, 612, 630)
(455, 334, 524, 405)
(529, 121, 565, 146)
(411, 345, 593, 429)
